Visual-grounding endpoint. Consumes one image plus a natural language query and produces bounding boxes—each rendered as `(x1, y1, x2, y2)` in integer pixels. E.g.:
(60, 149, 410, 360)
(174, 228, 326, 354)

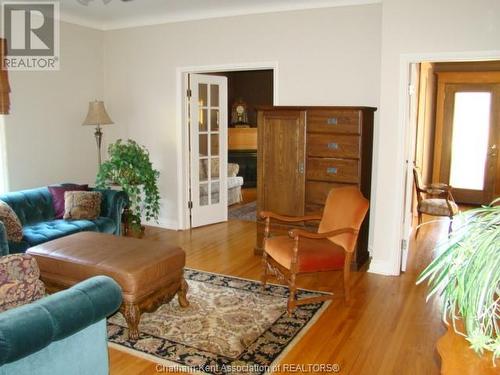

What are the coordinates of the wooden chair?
(260, 186, 369, 315)
(413, 166, 458, 235)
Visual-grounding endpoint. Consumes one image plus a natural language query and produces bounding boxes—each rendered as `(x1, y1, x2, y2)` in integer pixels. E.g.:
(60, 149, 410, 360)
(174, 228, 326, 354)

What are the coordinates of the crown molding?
(60, 0, 381, 31)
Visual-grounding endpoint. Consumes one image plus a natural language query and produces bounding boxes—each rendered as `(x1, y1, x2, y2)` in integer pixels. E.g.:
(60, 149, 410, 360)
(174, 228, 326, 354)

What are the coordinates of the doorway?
(178, 63, 277, 229)
(208, 70, 273, 223)
(400, 58, 500, 271)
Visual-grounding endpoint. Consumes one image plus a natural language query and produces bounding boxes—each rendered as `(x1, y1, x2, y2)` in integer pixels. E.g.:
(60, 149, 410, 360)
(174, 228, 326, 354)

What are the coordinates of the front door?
(188, 74, 228, 227)
(438, 83, 499, 204)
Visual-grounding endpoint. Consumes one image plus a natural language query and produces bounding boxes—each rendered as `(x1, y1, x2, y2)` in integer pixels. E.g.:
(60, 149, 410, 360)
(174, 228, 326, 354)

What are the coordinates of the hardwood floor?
(109, 217, 448, 374)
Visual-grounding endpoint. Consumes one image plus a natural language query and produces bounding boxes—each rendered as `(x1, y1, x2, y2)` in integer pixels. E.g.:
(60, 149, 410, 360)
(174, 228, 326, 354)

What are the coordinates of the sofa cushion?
(63, 191, 101, 220)
(0, 188, 54, 226)
(48, 184, 88, 219)
(21, 218, 116, 248)
(0, 201, 23, 242)
(418, 198, 459, 216)
(23, 221, 83, 247)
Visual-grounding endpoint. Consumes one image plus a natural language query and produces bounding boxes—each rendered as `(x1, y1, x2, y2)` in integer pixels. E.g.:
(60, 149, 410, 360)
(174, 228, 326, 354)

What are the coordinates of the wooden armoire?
(256, 106, 376, 269)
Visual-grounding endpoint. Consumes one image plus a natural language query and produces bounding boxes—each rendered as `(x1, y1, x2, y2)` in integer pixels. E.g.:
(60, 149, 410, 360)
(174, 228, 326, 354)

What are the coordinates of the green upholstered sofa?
(0, 185, 128, 256)
(0, 275, 122, 375)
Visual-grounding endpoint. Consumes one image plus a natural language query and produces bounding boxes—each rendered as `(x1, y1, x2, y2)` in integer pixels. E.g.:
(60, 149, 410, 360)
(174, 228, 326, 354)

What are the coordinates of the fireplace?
(228, 150, 257, 188)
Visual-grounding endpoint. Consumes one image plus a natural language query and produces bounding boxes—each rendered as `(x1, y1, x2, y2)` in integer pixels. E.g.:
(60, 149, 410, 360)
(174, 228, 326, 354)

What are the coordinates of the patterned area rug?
(108, 269, 330, 374)
(228, 201, 257, 222)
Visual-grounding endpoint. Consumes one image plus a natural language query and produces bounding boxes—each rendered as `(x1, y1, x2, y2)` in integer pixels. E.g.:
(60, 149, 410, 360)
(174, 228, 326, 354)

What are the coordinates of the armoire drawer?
(307, 110, 361, 134)
(306, 181, 359, 205)
(306, 158, 359, 183)
(307, 133, 360, 159)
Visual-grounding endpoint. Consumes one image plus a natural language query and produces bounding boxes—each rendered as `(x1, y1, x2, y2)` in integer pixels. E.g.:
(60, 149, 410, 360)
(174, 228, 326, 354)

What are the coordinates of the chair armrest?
(259, 211, 322, 223)
(288, 227, 358, 239)
(0, 221, 8, 256)
(91, 188, 129, 235)
(0, 275, 122, 366)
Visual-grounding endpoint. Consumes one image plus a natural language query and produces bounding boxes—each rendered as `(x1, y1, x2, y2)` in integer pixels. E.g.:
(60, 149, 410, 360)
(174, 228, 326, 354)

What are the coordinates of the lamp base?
(94, 125, 103, 166)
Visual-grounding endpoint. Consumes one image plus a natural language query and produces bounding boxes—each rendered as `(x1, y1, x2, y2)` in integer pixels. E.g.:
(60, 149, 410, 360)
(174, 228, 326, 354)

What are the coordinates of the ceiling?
(60, 0, 380, 30)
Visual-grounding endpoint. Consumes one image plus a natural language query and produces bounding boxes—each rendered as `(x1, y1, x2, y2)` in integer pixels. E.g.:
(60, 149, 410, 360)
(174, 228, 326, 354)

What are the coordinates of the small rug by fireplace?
(108, 269, 330, 374)
(228, 201, 257, 222)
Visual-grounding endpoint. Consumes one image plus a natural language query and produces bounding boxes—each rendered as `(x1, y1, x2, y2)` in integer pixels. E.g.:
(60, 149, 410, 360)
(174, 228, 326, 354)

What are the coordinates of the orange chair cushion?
(264, 235, 346, 273)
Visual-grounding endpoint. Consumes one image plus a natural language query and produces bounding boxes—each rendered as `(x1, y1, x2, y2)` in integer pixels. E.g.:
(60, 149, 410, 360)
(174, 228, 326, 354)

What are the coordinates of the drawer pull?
(327, 117, 338, 125)
(327, 167, 338, 174)
(327, 142, 339, 150)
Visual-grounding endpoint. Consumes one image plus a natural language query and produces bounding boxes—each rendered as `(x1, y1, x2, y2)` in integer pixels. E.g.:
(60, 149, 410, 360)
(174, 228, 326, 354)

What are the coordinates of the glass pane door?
(449, 92, 491, 190)
(197, 82, 221, 206)
(189, 74, 228, 227)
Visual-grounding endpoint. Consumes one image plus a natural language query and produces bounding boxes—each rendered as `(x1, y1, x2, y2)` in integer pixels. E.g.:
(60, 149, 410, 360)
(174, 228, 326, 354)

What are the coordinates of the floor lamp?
(82, 100, 114, 166)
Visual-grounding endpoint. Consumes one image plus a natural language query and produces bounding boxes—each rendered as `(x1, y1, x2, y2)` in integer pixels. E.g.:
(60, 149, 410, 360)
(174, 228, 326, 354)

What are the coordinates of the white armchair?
(199, 162, 243, 206)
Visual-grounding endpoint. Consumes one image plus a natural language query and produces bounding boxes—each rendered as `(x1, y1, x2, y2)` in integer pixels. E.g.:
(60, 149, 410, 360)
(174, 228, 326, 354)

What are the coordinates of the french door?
(188, 74, 228, 227)
(436, 83, 499, 204)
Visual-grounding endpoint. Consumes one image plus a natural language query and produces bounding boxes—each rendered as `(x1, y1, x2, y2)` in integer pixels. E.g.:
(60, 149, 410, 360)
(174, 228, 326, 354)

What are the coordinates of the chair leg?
(261, 252, 268, 288)
(416, 212, 423, 238)
(448, 216, 453, 236)
(287, 273, 297, 316)
(343, 253, 352, 304)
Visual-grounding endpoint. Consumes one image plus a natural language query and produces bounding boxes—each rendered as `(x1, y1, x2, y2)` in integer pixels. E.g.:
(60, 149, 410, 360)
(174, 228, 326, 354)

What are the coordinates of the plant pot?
(124, 225, 145, 239)
(436, 322, 498, 374)
(127, 225, 146, 238)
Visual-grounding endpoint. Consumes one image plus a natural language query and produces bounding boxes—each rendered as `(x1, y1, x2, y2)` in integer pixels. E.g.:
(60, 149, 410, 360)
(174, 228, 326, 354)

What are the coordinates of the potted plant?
(96, 139, 160, 237)
(417, 199, 499, 371)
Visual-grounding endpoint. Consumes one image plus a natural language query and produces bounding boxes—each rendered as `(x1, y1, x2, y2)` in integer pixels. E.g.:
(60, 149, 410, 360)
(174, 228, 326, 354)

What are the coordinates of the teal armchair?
(0, 275, 122, 375)
(0, 186, 128, 255)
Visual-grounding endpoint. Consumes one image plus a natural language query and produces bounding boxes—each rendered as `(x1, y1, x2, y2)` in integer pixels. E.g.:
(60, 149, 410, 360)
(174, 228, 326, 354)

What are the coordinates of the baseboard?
(368, 259, 398, 276)
(144, 218, 179, 230)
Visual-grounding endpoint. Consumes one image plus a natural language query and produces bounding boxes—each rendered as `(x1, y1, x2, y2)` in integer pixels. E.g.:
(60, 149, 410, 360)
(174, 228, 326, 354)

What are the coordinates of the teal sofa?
(0, 276, 122, 375)
(0, 185, 128, 256)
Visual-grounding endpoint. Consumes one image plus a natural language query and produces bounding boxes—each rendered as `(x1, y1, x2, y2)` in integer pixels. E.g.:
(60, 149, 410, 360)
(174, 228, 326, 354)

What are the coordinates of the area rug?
(108, 268, 330, 374)
(228, 201, 257, 222)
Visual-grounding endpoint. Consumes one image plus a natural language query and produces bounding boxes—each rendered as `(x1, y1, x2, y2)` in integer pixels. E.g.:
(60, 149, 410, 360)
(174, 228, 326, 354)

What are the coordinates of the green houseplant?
(96, 139, 160, 236)
(417, 199, 500, 365)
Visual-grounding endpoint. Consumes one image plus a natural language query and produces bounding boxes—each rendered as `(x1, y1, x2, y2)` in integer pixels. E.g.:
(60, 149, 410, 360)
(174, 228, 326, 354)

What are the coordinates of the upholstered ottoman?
(26, 232, 188, 339)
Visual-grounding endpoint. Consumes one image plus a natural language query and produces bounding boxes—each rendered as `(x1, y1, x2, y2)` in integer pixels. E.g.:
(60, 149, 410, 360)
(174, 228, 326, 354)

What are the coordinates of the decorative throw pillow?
(0, 200, 23, 242)
(0, 254, 45, 313)
(228, 163, 239, 177)
(48, 184, 89, 219)
(63, 191, 101, 220)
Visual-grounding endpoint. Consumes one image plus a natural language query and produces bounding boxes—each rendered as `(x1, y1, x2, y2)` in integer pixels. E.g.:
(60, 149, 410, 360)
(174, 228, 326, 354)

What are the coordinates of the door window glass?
(449, 92, 491, 190)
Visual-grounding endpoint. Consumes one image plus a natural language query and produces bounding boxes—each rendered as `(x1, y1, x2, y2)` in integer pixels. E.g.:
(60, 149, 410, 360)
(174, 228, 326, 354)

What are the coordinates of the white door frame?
(176, 62, 279, 230)
(394, 50, 500, 274)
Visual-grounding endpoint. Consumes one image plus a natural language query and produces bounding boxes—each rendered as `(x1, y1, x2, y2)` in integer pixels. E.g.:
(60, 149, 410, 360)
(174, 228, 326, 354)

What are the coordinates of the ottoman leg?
(177, 278, 189, 308)
(122, 303, 141, 340)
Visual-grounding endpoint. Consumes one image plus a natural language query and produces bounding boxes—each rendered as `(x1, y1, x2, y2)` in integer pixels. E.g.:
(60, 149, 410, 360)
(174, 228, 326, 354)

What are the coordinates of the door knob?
(298, 162, 304, 174)
(489, 144, 497, 157)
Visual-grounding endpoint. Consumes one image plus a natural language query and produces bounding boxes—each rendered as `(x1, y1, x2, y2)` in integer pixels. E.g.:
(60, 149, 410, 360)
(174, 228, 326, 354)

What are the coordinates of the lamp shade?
(82, 100, 114, 126)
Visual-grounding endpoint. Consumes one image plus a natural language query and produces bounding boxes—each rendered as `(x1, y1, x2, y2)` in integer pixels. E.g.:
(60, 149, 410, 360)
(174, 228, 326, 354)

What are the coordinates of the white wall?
(370, 0, 500, 274)
(103, 5, 382, 228)
(3, 22, 115, 190)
